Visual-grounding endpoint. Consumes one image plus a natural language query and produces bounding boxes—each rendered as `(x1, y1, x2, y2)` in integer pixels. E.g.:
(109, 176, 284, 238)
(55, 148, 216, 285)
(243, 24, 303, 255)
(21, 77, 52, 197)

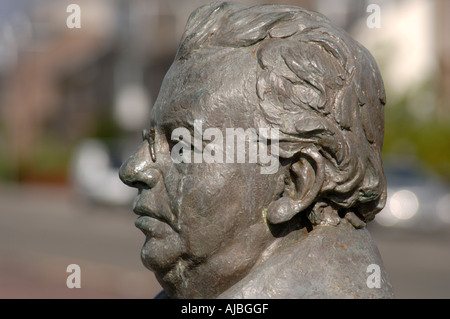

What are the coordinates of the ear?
(266, 152, 324, 224)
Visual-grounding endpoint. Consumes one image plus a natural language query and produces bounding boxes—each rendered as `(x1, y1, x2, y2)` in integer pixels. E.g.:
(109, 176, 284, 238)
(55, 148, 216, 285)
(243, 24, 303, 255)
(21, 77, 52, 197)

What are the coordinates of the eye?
(167, 131, 195, 164)
(168, 135, 191, 153)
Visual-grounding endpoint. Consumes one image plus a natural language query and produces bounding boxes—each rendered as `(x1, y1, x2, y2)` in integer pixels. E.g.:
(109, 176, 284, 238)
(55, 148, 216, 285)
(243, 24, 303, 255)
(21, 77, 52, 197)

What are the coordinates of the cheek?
(174, 165, 274, 257)
(181, 198, 244, 257)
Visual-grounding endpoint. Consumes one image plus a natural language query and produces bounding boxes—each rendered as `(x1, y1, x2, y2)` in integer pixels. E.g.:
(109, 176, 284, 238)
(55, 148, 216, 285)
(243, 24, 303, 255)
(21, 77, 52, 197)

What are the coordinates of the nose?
(119, 141, 159, 190)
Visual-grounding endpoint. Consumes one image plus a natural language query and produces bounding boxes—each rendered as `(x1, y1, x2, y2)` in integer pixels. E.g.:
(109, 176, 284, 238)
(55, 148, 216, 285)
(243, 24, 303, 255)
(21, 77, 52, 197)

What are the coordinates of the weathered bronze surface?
(119, 2, 394, 298)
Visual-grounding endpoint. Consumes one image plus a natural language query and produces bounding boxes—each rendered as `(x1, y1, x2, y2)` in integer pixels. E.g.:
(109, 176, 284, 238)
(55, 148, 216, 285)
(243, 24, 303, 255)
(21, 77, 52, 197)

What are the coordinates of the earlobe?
(266, 153, 324, 224)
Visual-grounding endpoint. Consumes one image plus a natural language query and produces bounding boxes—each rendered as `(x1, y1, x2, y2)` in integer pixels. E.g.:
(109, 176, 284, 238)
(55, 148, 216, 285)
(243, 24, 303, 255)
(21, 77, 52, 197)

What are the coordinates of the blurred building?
(0, 0, 313, 184)
(436, 0, 450, 120)
(0, 0, 118, 183)
(0, 0, 449, 187)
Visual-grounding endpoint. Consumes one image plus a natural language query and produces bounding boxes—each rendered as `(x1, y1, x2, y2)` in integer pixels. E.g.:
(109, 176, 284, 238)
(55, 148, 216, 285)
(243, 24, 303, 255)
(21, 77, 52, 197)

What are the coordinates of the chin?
(140, 235, 184, 274)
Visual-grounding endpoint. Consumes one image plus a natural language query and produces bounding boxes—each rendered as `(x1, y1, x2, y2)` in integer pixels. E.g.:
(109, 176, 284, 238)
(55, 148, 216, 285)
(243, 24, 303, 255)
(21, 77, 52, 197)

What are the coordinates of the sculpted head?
(119, 2, 387, 298)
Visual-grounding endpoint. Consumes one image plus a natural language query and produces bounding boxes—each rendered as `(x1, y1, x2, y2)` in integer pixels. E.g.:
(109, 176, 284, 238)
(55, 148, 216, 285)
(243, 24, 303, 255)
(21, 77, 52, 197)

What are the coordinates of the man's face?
(119, 48, 281, 295)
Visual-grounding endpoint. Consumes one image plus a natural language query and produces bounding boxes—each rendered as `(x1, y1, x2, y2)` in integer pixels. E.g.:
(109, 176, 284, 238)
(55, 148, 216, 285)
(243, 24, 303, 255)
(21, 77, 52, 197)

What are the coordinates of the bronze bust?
(119, 2, 394, 298)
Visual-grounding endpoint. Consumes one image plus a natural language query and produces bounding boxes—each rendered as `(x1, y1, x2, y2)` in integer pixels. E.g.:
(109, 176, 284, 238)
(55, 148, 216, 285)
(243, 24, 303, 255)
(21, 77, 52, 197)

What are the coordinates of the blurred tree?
(383, 79, 450, 182)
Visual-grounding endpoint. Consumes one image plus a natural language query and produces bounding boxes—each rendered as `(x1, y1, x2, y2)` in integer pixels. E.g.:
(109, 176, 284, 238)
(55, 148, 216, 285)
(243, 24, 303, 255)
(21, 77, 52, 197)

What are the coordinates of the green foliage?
(383, 97, 450, 182)
(89, 114, 123, 140)
(18, 135, 73, 183)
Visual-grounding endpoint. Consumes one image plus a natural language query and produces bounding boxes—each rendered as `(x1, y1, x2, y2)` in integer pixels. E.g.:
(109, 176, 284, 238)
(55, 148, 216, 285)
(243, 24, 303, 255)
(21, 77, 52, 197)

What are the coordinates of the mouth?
(134, 215, 172, 238)
(132, 195, 177, 237)
(133, 202, 159, 219)
(132, 191, 164, 218)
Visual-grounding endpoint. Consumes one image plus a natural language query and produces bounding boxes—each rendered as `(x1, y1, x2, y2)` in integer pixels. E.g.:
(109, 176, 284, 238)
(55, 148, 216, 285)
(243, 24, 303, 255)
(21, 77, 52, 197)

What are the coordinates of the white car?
(69, 138, 136, 206)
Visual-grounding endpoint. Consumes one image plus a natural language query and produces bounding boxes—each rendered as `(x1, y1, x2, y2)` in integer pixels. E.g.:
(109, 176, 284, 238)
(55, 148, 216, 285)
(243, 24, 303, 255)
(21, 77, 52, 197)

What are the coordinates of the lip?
(133, 204, 159, 219)
(134, 215, 170, 237)
(133, 203, 168, 233)
(132, 194, 178, 236)
(133, 189, 178, 237)
(132, 194, 162, 219)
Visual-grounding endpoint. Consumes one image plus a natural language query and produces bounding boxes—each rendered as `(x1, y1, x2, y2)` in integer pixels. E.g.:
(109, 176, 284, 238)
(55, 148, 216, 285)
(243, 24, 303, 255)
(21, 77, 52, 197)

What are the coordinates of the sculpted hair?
(176, 2, 387, 225)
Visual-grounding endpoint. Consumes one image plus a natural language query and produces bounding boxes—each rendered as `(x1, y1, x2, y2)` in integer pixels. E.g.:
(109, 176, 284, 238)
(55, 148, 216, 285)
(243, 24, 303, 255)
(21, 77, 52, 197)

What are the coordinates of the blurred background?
(1, 0, 449, 298)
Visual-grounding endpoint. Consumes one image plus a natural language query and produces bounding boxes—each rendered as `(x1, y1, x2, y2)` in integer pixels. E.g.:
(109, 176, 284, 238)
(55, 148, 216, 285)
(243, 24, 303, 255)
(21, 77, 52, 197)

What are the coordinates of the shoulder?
(219, 220, 394, 299)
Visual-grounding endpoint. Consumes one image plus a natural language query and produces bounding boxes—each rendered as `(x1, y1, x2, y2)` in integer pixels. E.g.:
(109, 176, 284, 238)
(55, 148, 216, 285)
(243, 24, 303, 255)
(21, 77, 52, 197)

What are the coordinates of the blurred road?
(367, 223, 450, 299)
(1, 183, 450, 299)
(0, 183, 162, 298)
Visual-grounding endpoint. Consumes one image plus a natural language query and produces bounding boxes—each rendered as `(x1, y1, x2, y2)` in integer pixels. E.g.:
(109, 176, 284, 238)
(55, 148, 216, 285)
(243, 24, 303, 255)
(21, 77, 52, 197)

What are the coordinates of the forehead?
(150, 47, 258, 131)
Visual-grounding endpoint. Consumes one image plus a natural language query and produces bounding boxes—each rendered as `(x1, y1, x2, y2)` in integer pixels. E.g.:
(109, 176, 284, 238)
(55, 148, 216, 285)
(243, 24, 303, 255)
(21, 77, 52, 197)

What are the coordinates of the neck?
(159, 221, 276, 298)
